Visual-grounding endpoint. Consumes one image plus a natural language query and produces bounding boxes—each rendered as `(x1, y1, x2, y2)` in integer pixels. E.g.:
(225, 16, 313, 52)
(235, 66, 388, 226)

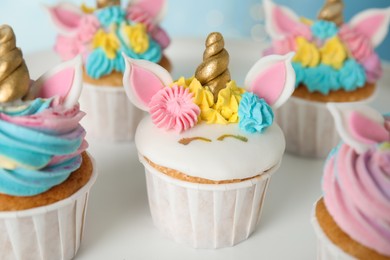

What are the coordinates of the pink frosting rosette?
(325, 104, 390, 256)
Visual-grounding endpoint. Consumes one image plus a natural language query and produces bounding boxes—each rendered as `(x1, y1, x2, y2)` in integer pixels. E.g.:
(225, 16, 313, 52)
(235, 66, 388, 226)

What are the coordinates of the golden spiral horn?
(0, 25, 30, 103)
(195, 32, 231, 101)
(96, 0, 121, 9)
(318, 0, 344, 26)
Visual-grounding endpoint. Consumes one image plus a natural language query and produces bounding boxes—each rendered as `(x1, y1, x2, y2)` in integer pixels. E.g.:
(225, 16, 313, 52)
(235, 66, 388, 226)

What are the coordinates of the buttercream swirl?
(304, 64, 339, 94)
(0, 97, 87, 196)
(54, 4, 164, 80)
(323, 143, 390, 256)
(238, 92, 274, 133)
(319, 36, 347, 69)
(338, 25, 373, 63)
(311, 20, 339, 40)
(338, 59, 366, 91)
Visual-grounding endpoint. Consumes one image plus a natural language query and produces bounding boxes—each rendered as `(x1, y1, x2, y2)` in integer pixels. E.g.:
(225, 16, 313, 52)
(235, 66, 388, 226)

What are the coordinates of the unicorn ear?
(129, 0, 167, 23)
(31, 56, 83, 109)
(44, 2, 84, 36)
(122, 54, 173, 111)
(328, 103, 389, 154)
(244, 52, 295, 109)
(349, 7, 390, 47)
(263, 0, 305, 39)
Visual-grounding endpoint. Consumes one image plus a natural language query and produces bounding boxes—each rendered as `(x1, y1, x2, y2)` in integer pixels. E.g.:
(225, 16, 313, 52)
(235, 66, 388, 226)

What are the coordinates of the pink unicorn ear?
(328, 103, 389, 154)
(349, 7, 390, 47)
(122, 54, 173, 111)
(31, 56, 83, 109)
(244, 52, 295, 109)
(129, 0, 167, 23)
(45, 2, 84, 36)
(263, 0, 305, 39)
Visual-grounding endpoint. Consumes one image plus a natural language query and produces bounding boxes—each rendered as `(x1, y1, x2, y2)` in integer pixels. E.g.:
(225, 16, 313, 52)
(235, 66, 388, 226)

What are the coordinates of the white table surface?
(25, 39, 390, 260)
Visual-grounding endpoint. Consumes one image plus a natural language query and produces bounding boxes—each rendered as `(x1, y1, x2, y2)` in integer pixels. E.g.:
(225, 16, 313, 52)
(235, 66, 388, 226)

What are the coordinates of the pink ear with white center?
(123, 54, 173, 111)
(327, 103, 389, 154)
(263, 0, 305, 39)
(129, 0, 166, 23)
(349, 7, 390, 47)
(45, 2, 83, 36)
(31, 56, 83, 109)
(244, 52, 295, 109)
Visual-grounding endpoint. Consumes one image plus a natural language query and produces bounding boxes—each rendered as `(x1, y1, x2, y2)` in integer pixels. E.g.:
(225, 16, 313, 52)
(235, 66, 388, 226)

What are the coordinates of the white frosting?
(135, 117, 286, 181)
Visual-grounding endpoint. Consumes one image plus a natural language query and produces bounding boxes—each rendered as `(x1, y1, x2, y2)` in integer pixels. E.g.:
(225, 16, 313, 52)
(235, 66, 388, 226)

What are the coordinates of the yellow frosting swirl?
(173, 77, 245, 124)
(121, 23, 149, 54)
(320, 36, 347, 69)
(293, 37, 320, 67)
(92, 28, 120, 59)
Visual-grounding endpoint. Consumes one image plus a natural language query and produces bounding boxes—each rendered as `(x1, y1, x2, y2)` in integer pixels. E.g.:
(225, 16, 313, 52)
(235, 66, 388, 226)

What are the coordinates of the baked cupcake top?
(0, 25, 87, 197)
(264, 0, 390, 96)
(323, 103, 390, 256)
(47, 0, 169, 82)
(123, 32, 295, 181)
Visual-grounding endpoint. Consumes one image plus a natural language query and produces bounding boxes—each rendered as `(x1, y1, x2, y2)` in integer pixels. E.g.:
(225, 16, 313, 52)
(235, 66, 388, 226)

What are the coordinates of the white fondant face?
(135, 117, 285, 181)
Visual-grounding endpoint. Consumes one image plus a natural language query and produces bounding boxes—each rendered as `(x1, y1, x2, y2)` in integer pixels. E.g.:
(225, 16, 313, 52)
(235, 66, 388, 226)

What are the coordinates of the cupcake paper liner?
(0, 155, 97, 260)
(80, 83, 144, 142)
(311, 201, 355, 260)
(140, 156, 279, 249)
(274, 95, 374, 158)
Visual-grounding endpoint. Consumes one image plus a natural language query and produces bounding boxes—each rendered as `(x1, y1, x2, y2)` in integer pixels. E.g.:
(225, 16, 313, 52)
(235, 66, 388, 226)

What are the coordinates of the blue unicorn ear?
(31, 56, 83, 109)
(244, 52, 295, 109)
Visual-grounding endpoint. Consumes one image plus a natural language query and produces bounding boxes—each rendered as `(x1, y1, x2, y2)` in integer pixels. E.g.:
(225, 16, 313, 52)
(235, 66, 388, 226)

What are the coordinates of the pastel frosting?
(54, 4, 166, 80)
(323, 143, 390, 256)
(265, 6, 387, 95)
(0, 96, 87, 196)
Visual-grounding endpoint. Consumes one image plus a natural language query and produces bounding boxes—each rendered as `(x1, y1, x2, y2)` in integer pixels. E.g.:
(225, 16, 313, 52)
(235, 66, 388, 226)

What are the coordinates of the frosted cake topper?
(328, 103, 389, 154)
(123, 32, 295, 133)
(264, 0, 390, 47)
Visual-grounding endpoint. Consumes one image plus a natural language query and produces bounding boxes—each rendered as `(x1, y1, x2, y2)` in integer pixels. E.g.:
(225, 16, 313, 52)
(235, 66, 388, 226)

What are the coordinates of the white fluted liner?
(80, 83, 144, 142)
(275, 96, 374, 158)
(311, 201, 356, 260)
(0, 155, 97, 260)
(140, 156, 279, 249)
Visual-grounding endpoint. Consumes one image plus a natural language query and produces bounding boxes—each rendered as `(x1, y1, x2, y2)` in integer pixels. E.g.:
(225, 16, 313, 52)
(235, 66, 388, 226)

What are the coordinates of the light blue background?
(1, 0, 389, 60)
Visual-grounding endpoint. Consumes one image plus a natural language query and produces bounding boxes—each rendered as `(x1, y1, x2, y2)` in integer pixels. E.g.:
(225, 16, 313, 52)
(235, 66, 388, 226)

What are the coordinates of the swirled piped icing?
(323, 143, 390, 256)
(51, 2, 169, 80)
(323, 104, 390, 256)
(0, 25, 87, 196)
(264, 0, 390, 95)
(0, 98, 86, 196)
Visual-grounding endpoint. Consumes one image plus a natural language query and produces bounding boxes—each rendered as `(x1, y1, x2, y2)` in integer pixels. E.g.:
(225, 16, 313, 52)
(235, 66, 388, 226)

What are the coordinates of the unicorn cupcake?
(264, 0, 390, 157)
(122, 32, 295, 248)
(0, 25, 96, 259)
(47, 0, 170, 141)
(312, 103, 390, 259)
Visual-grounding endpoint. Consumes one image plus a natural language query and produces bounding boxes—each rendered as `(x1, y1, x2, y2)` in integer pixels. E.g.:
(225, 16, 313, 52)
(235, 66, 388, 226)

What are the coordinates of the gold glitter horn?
(96, 0, 121, 9)
(318, 0, 344, 26)
(0, 25, 30, 103)
(195, 32, 231, 101)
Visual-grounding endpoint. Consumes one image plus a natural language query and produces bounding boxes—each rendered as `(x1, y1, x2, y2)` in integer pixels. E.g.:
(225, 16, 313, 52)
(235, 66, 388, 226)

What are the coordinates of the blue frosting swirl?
(304, 64, 340, 94)
(96, 6, 126, 27)
(86, 48, 115, 79)
(311, 20, 339, 40)
(0, 98, 52, 116)
(238, 92, 274, 133)
(339, 59, 366, 91)
(293, 59, 367, 94)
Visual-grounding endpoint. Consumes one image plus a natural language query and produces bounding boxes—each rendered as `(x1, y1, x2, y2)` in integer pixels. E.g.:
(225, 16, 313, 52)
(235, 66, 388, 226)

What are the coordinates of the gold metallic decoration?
(0, 25, 30, 103)
(318, 0, 344, 26)
(178, 137, 212, 145)
(195, 32, 231, 102)
(96, 0, 121, 9)
(217, 134, 248, 142)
